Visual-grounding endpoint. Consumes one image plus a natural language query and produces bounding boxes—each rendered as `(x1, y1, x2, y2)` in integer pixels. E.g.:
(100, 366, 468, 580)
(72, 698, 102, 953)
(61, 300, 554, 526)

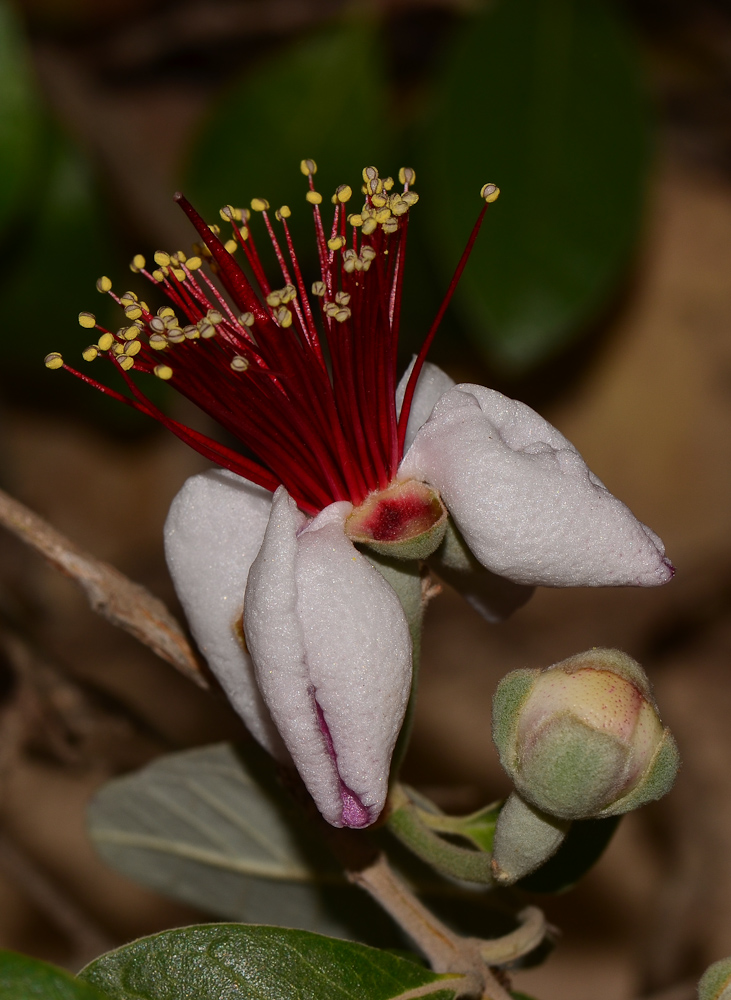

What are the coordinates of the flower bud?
(492, 649, 679, 821)
(699, 958, 731, 1000)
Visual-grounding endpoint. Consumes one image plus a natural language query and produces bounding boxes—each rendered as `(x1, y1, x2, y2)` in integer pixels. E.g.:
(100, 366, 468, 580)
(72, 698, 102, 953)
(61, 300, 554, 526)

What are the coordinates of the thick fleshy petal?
(244, 488, 413, 828)
(400, 384, 673, 587)
(395, 359, 456, 453)
(164, 469, 284, 755)
(430, 518, 535, 622)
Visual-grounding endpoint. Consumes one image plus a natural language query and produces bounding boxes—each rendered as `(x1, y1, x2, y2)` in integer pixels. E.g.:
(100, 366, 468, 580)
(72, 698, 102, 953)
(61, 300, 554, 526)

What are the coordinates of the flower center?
(345, 480, 447, 559)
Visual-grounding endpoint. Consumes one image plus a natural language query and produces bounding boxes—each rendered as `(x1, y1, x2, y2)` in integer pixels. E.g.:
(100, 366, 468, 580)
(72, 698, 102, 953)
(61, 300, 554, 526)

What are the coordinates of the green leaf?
(87, 743, 397, 943)
(79, 924, 462, 1000)
(0, 950, 112, 1000)
(517, 815, 620, 894)
(0, 0, 43, 235)
(414, 0, 649, 370)
(184, 16, 392, 269)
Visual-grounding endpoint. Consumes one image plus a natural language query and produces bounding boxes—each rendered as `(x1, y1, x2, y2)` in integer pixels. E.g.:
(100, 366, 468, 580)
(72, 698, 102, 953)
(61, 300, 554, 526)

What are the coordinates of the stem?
(346, 853, 515, 1000)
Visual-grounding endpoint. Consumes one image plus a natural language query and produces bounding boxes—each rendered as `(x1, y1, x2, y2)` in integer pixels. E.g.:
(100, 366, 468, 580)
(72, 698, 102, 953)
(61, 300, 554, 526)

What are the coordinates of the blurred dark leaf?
(0, 950, 111, 1000)
(414, 0, 650, 371)
(184, 15, 393, 275)
(517, 815, 621, 894)
(79, 924, 462, 1000)
(87, 742, 400, 944)
(0, 124, 170, 427)
(0, 0, 43, 236)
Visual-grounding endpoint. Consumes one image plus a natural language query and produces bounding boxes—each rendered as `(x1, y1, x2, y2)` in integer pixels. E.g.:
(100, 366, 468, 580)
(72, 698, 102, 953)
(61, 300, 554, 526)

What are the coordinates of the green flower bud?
(492, 649, 679, 821)
(699, 957, 731, 1000)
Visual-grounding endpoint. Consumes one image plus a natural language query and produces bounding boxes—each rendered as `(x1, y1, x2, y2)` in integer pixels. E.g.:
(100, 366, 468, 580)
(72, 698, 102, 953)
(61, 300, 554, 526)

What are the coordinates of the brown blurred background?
(2, 2, 731, 999)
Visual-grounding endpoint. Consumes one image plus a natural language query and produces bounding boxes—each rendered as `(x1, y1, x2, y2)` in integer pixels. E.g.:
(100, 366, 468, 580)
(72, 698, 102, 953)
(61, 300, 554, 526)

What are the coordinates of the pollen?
(250, 198, 269, 212)
(82, 345, 98, 362)
(230, 355, 249, 372)
(129, 254, 146, 273)
(306, 191, 322, 205)
(44, 352, 63, 369)
(239, 312, 255, 327)
(154, 364, 173, 380)
(97, 332, 114, 351)
(78, 312, 96, 329)
(300, 158, 317, 175)
(118, 355, 134, 371)
(96, 275, 112, 293)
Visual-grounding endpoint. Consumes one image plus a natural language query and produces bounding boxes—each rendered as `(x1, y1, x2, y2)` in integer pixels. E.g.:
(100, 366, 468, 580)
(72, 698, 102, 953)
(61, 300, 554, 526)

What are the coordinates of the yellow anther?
(361, 245, 376, 261)
(159, 306, 175, 318)
(154, 364, 173, 380)
(97, 332, 114, 351)
(208, 224, 221, 236)
(360, 205, 374, 219)
(323, 302, 339, 317)
(250, 198, 269, 212)
(220, 205, 242, 222)
(224, 239, 237, 254)
(118, 355, 134, 371)
(44, 352, 64, 369)
(371, 193, 388, 209)
(124, 304, 142, 320)
(120, 290, 138, 304)
(149, 333, 167, 350)
(327, 235, 345, 251)
(336, 184, 353, 203)
(186, 256, 202, 270)
(238, 312, 255, 327)
(78, 311, 96, 329)
(121, 326, 138, 342)
(238, 225, 249, 241)
(125, 340, 142, 357)
(275, 306, 293, 328)
(362, 218, 377, 235)
(374, 208, 391, 223)
(306, 190, 323, 205)
(481, 183, 500, 203)
(280, 284, 297, 303)
(154, 251, 171, 267)
(335, 307, 351, 323)
(96, 275, 112, 293)
(152, 269, 165, 282)
(111, 342, 124, 356)
(149, 317, 165, 334)
(183, 324, 199, 340)
(230, 355, 250, 372)
(330, 193, 338, 205)
(399, 167, 416, 186)
(383, 176, 394, 191)
(348, 214, 363, 227)
(130, 253, 146, 272)
(402, 190, 419, 206)
(382, 218, 399, 234)
(167, 329, 185, 343)
(300, 158, 317, 176)
(208, 309, 223, 325)
(335, 291, 351, 306)
(311, 281, 326, 297)
(198, 320, 216, 339)
(277, 205, 292, 219)
(363, 166, 379, 183)
(171, 267, 186, 282)
(266, 291, 281, 307)
(82, 345, 98, 362)
(390, 196, 408, 216)
(172, 251, 187, 263)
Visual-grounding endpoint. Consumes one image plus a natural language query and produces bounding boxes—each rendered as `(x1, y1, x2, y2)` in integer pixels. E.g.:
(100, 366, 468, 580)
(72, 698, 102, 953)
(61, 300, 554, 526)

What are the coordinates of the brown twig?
(0, 487, 207, 689)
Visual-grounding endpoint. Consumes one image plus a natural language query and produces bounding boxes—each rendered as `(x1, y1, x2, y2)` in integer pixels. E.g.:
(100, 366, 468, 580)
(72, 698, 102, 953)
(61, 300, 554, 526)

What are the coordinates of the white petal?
(244, 488, 412, 828)
(400, 384, 673, 587)
(395, 359, 456, 453)
(164, 469, 284, 755)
